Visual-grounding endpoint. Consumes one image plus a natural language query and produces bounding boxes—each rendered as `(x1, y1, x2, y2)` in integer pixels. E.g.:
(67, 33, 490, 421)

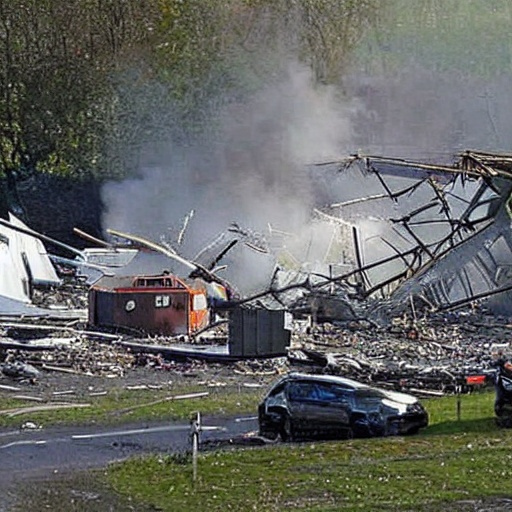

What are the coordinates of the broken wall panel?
(371, 198, 512, 319)
(0, 241, 30, 302)
(8, 214, 60, 286)
(0, 213, 60, 305)
(81, 248, 138, 268)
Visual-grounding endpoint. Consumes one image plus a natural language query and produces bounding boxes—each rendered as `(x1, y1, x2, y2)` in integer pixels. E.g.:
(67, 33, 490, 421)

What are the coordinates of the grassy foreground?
(0, 383, 263, 428)
(107, 389, 512, 511)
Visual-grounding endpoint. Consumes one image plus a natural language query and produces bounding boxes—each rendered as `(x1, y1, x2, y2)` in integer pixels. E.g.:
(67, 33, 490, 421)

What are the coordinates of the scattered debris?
(1, 361, 41, 381)
(113, 391, 209, 415)
(3, 150, 512, 398)
(21, 421, 41, 430)
(0, 403, 91, 417)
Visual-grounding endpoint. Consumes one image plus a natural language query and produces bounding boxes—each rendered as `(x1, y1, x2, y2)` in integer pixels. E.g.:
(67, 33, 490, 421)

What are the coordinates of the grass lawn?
(107, 389, 512, 511)
(0, 383, 263, 428)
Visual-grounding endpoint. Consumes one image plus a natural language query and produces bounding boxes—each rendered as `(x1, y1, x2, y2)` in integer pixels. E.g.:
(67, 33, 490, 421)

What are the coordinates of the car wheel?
(386, 419, 399, 436)
(280, 415, 295, 442)
(496, 416, 512, 428)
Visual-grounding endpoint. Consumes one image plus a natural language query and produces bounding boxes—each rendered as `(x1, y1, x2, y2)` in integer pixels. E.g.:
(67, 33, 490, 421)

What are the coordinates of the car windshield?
(287, 381, 352, 402)
(354, 388, 387, 399)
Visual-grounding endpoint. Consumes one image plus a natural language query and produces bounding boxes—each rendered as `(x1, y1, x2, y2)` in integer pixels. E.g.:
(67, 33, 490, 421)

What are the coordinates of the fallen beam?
(113, 392, 209, 415)
(0, 403, 91, 417)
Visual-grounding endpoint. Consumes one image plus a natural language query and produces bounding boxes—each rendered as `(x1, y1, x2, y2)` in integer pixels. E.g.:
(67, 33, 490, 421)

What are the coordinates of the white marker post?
(191, 411, 201, 484)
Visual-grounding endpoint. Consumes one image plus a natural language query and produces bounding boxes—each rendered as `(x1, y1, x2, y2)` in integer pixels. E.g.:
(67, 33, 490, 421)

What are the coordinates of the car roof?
(269, 372, 419, 404)
(280, 372, 370, 390)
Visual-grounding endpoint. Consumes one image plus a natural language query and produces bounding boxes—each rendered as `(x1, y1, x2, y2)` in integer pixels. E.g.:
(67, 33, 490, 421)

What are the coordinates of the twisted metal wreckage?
(263, 149, 512, 325)
(2, 150, 512, 335)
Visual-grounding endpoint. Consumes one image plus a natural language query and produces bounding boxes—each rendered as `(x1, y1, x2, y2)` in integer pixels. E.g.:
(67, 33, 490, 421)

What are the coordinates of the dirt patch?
(409, 498, 512, 512)
(7, 469, 155, 512)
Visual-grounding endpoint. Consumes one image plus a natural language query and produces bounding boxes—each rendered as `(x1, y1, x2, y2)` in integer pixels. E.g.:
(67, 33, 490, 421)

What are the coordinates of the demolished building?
(3, 150, 512, 389)
(258, 150, 512, 324)
(3, 150, 512, 348)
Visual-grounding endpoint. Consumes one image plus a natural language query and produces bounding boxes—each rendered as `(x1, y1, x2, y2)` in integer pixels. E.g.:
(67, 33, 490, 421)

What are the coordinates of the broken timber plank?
(11, 395, 44, 402)
(0, 403, 91, 417)
(112, 392, 209, 415)
(73, 227, 112, 248)
(0, 384, 22, 392)
(41, 364, 86, 375)
(0, 217, 83, 258)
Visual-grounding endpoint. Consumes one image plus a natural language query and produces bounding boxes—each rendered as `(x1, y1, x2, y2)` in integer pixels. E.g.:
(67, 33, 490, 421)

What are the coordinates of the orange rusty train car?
(88, 272, 210, 336)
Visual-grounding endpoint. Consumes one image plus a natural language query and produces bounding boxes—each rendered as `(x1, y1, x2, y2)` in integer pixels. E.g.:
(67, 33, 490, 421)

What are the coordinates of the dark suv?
(258, 373, 428, 441)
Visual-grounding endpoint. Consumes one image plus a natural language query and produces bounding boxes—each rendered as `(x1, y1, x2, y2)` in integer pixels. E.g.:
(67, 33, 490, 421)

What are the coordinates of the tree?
(0, 0, 381, 195)
(0, 0, 160, 185)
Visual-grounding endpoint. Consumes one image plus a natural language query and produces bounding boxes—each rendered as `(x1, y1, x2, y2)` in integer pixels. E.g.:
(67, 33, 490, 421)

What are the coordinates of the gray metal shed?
(228, 306, 291, 357)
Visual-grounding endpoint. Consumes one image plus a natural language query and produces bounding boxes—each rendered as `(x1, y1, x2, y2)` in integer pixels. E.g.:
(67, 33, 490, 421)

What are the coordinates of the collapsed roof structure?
(2, 149, 512, 331)
(265, 150, 512, 324)
(2, 150, 512, 382)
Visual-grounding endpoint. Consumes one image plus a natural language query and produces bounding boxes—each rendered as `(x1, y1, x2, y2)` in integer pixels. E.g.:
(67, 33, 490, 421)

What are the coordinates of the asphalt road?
(0, 415, 259, 510)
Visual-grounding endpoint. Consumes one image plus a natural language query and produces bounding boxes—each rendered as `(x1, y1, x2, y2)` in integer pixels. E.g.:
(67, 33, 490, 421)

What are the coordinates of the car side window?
(287, 381, 311, 401)
(314, 384, 351, 403)
(313, 384, 334, 401)
(317, 384, 349, 403)
(330, 385, 351, 402)
(287, 381, 352, 404)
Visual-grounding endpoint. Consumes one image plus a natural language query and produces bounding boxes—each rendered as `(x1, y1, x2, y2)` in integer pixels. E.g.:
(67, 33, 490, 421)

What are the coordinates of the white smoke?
(101, 60, 358, 293)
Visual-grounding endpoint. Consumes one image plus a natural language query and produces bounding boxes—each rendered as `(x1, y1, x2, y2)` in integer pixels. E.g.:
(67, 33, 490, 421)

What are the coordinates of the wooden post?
(352, 226, 367, 294)
(456, 385, 461, 421)
(191, 411, 201, 483)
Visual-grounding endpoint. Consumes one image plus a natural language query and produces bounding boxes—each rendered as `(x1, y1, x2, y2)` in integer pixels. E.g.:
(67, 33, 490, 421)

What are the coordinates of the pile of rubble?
(1, 306, 509, 397)
(288, 311, 506, 394)
(0, 324, 133, 379)
(4, 150, 512, 398)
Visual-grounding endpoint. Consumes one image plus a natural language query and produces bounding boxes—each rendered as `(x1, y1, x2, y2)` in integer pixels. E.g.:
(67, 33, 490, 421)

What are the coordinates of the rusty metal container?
(88, 273, 209, 336)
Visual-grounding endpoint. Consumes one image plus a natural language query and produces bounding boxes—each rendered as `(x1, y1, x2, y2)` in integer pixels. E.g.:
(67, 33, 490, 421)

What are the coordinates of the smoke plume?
(102, 61, 357, 293)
